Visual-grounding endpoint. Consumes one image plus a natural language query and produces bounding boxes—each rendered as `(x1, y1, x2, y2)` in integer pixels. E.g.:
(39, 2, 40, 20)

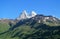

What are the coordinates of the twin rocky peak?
(16, 10, 37, 20)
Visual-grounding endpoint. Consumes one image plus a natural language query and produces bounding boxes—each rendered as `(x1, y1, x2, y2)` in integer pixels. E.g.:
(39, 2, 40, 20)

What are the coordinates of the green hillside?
(0, 23, 10, 33)
(0, 21, 60, 39)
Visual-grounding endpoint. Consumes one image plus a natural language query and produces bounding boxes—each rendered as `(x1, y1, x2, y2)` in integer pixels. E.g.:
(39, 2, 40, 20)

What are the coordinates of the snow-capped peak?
(17, 10, 28, 20)
(20, 10, 28, 17)
(31, 11, 37, 17)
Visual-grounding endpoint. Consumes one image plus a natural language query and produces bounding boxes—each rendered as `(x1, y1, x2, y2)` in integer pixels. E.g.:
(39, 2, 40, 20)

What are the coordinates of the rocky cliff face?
(16, 10, 37, 20)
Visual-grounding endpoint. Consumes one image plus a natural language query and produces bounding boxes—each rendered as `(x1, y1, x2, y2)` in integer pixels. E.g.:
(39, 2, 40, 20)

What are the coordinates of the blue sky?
(0, 0, 60, 19)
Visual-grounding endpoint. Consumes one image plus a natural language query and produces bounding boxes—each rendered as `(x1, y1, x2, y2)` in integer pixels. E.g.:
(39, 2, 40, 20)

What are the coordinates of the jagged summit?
(16, 10, 37, 20)
(16, 10, 28, 20)
(31, 11, 37, 17)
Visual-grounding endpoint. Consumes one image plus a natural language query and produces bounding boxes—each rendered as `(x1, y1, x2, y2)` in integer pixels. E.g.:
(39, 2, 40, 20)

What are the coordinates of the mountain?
(31, 11, 37, 17)
(16, 10, 37, 20)
(31, 15, 60, 26)
(16, 10, 28, 20)
(0, 11, 60, 39)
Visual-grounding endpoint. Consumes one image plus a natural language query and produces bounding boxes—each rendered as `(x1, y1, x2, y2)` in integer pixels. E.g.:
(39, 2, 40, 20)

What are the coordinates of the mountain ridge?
(0, 10, 60, 26)
(0, 11, 60, 39)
